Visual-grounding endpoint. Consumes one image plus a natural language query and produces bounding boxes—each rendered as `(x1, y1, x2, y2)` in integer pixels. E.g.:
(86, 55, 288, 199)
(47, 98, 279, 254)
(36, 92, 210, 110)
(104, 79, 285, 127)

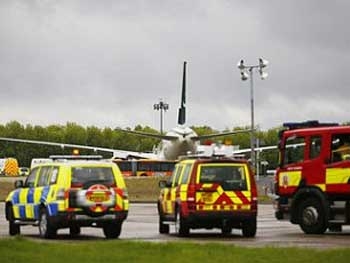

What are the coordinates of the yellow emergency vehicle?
(5, 155, 129, 239)
(157, 156, 258, 237)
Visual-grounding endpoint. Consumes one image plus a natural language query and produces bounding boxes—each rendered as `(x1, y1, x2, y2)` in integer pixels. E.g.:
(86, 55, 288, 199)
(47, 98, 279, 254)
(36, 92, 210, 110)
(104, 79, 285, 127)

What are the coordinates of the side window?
(310, 136, 322, 159)
(283, 136, 306, 165)
(180, 164, 192, 184)
(37, 166, 51, 187)
(49, 167, 59, 185)
(172, 165, 184, 187)
(24, 167, 39, 188)
(331, 133, 350, 163)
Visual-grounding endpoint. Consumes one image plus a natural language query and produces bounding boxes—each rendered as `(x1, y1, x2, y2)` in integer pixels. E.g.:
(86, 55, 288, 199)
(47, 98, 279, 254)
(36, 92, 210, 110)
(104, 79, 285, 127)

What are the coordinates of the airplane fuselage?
(159, 126, 198, 160)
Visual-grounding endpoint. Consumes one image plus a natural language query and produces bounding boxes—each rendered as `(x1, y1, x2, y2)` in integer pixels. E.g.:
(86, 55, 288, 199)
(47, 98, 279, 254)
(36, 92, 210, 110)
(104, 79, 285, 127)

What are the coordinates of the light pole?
(153, 99, 169, 135)
(237, 58, 268, 180)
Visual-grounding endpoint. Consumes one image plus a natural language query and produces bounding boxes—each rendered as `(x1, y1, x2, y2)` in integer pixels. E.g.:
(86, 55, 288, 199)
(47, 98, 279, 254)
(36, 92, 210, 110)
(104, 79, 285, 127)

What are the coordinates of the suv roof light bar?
(283, 120, 339, 130)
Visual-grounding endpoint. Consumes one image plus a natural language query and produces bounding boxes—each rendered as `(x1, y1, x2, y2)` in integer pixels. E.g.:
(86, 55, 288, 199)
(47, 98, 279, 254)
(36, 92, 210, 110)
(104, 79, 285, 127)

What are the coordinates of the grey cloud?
(0, 0, 349, 131)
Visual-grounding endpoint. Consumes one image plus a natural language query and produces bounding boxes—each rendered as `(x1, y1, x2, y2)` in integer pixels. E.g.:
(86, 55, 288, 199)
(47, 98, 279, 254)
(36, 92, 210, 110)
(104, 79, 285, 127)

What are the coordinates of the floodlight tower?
(237, 58, 268, 180)
(153, 98, 169, 135)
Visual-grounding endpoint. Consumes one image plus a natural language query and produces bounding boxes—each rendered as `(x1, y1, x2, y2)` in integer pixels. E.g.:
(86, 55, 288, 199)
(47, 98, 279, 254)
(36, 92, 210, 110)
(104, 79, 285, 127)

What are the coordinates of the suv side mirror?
(159, 180, 167, 188)
(159, 180, 172, 188)
(14, 180, 24, 189)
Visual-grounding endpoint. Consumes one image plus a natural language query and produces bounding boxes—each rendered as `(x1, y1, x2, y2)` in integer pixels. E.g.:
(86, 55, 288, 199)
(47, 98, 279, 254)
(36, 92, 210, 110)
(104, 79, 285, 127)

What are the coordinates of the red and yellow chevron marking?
(195, 183, 252, 211)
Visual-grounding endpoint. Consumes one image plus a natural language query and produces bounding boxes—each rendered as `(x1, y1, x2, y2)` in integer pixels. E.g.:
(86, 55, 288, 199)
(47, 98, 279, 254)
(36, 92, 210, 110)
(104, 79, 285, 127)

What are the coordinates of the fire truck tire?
(242, 218, 257, 237)
(159, 216, 170, 234)
(298, 197, 327, 234)
(7, 205, 20, 236)
(175, 208, 190, 237)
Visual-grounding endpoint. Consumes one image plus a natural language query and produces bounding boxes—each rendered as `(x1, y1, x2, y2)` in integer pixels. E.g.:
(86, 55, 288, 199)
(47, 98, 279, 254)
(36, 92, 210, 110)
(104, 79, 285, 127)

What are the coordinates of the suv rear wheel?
(39, 208, 57, 239)
(70, 225, 81, 236)
(221, 225, 232, 235)
(242, 218, 257, 237)
(103, 222, 122, 239)
(175, 208, 189, 237)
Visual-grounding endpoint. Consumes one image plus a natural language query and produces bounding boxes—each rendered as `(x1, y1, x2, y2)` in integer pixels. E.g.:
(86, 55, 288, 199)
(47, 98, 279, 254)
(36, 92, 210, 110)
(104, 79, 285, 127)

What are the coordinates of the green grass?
(0, 237, 349, 263)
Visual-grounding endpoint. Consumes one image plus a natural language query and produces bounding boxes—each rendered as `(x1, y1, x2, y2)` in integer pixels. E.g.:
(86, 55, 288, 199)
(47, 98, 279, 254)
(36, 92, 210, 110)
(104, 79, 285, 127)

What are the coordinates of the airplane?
(0, 61, 251, 161)
(115, 61, 251, 160)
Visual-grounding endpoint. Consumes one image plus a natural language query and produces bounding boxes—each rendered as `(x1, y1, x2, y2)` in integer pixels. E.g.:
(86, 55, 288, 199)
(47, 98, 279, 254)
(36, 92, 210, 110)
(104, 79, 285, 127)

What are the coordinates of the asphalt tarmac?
(0, 203, 349, 248)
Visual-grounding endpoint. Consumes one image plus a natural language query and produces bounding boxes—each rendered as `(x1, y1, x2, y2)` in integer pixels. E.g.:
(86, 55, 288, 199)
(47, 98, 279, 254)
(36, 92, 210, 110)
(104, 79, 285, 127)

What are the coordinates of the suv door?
(16, 167, 39, 220)
(162, 164, 184, 216)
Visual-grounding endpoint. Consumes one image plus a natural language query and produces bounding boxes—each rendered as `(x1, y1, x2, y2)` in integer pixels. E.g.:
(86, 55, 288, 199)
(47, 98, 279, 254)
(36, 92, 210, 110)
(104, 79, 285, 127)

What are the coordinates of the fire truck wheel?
(298, 197, 327, 234)
(175, 208, 190, 237)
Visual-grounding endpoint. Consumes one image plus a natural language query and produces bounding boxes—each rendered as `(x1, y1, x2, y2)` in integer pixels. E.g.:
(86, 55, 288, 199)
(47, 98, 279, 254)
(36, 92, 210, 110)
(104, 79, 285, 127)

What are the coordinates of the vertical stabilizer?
(178, 61, 186, 125)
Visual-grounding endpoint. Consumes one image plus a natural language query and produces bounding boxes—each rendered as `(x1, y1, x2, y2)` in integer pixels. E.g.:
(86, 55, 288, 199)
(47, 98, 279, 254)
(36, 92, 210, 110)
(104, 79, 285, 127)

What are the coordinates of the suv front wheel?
(7, 205, 20, 236)
(175, 208, 189, 237)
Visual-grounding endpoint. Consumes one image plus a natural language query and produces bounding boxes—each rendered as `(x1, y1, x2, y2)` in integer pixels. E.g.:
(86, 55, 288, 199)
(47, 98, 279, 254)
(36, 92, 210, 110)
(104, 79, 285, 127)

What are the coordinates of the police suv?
(5, 155, 129, 239)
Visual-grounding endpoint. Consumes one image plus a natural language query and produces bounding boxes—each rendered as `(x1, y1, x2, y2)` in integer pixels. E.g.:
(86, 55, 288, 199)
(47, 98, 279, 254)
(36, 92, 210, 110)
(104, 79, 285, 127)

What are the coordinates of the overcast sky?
(1, 0, 350, 132)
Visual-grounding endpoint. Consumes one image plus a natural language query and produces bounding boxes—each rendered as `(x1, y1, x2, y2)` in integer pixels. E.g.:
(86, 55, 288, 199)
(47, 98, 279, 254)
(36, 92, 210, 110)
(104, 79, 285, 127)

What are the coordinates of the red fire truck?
(274, 120, 350, 234)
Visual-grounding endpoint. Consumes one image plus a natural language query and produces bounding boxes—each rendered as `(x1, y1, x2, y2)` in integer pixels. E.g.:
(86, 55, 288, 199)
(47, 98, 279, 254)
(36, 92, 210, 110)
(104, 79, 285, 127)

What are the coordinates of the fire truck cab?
(275, 120, 350, 234)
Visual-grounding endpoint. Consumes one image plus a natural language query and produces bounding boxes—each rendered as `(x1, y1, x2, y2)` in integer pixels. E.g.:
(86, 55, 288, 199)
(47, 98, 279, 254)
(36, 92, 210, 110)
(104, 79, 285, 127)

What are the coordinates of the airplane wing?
(0, 137, 156, 159)
(114, 128, 179, 141)
(191, 129, 252, 141)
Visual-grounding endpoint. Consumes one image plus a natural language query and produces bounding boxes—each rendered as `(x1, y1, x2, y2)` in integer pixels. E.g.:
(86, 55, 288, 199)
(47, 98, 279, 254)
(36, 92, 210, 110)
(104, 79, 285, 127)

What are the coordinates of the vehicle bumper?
(185, 210, 257, 229)
(50, 211, 128, 228)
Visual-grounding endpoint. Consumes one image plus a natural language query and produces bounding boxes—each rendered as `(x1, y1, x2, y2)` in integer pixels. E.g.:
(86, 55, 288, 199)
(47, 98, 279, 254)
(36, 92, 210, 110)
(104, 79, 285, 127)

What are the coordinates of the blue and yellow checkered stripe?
(10, 186, 62, 220)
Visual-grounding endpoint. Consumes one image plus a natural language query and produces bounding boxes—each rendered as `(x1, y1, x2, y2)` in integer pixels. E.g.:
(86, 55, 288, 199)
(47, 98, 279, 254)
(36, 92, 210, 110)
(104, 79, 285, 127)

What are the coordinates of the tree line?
(0, 121, 281, 169)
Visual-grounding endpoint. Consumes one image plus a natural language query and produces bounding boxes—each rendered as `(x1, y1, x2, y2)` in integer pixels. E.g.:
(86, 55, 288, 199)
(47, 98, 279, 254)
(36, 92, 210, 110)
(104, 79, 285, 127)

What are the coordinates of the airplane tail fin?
(178, 61, 186, 125)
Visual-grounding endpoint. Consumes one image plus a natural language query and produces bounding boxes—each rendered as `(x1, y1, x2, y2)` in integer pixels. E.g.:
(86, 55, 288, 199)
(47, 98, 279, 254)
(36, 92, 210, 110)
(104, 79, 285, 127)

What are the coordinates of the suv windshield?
(71, 167, 116, 186)
(199, 164, 247, 190)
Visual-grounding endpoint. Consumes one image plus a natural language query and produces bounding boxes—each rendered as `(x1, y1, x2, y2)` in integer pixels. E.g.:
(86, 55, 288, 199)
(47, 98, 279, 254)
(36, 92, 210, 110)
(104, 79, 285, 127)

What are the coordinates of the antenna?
(178, 61, 187, 125)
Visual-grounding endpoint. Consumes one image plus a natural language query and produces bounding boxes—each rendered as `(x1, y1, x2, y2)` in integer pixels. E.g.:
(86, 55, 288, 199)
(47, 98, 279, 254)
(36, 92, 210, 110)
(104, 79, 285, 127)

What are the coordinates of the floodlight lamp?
(259, 70, 268, 80)
(259, 58, 269, 68)
(237, 59, 245, 70)
(241, 71, 249, 81)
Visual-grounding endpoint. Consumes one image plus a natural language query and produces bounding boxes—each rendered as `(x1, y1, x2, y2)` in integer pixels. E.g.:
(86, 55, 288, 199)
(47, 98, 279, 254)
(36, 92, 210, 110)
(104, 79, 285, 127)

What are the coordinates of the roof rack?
(283, 120, 339, 130)
(178, 153, 239, 161)
(49, 155, 104, 161)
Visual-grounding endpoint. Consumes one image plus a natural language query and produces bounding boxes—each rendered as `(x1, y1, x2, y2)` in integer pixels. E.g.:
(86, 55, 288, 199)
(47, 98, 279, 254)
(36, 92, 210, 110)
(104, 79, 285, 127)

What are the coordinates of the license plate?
(88, 192, 109, 202)
(202, 193, 213, 203)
